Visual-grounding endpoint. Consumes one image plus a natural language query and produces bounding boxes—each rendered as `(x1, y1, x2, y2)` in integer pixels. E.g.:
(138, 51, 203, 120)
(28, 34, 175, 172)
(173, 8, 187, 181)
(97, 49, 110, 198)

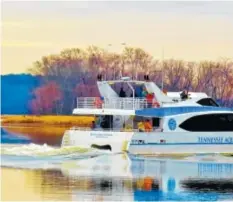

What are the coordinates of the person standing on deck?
(119, 87, 126, 97)
(137, 122, 145, 132)
(144, 119, 152, 132)
(142, 87, 148, 108)
(91, 121, 96, 129)
(142, 87, 148, 98)
(146, 92, 154, 108)
(180, 90, 188, 100)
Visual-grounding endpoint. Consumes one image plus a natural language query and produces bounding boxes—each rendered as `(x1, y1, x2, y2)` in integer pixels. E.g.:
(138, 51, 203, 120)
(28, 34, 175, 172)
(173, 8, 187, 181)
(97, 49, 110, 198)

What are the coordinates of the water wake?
(1, 143, 112, 169)
(1, 143, 95, 156)
(1, 143, 232, 171)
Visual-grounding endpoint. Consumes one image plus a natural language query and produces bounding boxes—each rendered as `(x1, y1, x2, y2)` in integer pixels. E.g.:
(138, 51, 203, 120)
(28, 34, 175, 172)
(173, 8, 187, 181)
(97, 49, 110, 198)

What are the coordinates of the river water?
(1, 126, 233, 201)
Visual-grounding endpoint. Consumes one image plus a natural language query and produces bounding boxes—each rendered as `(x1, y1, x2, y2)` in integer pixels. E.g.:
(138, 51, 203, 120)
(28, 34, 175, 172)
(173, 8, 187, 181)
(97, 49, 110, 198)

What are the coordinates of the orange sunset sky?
(1, 1, 233, 75)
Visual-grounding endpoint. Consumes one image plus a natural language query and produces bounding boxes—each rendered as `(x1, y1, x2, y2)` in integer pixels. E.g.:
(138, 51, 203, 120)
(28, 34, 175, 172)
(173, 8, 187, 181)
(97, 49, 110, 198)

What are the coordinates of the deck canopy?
(135, 106, 233, 118)
(97, 78, 174, 104)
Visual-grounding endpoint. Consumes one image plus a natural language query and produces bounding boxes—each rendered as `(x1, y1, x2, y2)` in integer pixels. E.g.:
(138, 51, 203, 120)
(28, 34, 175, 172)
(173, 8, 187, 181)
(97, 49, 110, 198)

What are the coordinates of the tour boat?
(61, 76, 233, 154)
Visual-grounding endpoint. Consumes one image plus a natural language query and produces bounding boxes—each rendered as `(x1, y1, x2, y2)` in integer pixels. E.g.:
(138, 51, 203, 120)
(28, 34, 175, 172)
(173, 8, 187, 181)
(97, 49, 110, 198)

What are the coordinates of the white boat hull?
(61, 130, 233, 154)
(129, 144, 233, 154)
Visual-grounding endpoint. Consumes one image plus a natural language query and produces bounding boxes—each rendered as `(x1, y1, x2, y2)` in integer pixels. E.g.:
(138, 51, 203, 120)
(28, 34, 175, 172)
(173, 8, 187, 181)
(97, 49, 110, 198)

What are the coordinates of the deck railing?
(76, 97, 149, 110)
(69, 126, 163, 132)
(70, 126, 140, 132)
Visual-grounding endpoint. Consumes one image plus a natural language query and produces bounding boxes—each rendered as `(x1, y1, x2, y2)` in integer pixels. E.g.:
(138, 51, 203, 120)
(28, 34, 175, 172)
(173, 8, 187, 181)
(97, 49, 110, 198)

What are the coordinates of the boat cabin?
(72, 113, 163, 133)
(72, 76, 167, 132)
(72, 76, 223, 132)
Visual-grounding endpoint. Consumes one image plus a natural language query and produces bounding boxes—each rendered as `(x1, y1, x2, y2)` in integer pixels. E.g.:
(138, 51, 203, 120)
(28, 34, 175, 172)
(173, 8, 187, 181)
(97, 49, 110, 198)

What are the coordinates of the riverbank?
(1, 115, 94, 126)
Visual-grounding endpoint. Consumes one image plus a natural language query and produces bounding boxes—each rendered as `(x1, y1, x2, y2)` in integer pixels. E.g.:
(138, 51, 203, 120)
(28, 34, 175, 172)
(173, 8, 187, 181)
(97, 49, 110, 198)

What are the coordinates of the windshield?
(197, 98, 219, 107)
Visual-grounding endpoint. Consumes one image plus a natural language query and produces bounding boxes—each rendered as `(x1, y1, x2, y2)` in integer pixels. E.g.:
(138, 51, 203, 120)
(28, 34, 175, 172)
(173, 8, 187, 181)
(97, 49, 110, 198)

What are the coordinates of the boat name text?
(90, 133, 113, 138)
(198, 137, 233, 144)
(131, 139, 145, 144)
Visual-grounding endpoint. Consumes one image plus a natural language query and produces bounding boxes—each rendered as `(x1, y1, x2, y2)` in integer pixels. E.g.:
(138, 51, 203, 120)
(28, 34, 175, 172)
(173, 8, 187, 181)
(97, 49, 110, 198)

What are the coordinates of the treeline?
(27, 46, 233, 114)
(1, 74, 41, 114)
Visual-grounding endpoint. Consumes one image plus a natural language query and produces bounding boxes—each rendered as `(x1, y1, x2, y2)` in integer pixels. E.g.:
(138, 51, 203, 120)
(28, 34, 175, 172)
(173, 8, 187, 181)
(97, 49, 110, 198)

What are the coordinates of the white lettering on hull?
(90, 133, 113, 138)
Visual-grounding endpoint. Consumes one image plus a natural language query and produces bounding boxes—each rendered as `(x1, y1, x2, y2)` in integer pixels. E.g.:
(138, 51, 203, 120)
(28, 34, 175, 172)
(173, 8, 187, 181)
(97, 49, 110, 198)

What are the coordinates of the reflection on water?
(1, 168, 72, 201)
(1, 127, 31, 144)
(1, 125, 67, 145)
(2, 153, 233, 201)
(181, 179, 233, 193)
(1, 126, 233, 201)
(198, 163, 233, 177)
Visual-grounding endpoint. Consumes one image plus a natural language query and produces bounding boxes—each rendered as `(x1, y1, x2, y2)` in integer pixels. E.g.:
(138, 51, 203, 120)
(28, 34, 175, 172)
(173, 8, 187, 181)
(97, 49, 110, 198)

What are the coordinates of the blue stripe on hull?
(130, 142, 233, 146)
(135, 106, 233, 117)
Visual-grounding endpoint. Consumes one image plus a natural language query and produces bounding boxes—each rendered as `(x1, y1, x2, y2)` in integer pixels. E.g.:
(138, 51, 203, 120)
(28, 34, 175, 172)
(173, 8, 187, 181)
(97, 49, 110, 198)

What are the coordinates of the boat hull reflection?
(59, 154, 233, 201)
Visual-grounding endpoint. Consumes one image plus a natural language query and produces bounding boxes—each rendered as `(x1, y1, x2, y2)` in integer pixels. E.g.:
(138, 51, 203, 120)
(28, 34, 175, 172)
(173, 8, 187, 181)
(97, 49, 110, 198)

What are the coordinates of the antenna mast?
(161, 47, 164, 91)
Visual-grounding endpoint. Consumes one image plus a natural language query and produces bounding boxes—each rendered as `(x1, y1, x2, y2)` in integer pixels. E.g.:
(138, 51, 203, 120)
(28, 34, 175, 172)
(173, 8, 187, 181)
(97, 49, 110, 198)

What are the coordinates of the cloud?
(1, 21, 30, 28)
(2, 41, 52, 47)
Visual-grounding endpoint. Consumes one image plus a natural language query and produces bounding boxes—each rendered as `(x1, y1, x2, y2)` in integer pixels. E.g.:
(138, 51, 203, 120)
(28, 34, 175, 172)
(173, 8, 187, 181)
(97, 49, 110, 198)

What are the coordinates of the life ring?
(153, 101, 160, 108)
(93, 97, 102, 108)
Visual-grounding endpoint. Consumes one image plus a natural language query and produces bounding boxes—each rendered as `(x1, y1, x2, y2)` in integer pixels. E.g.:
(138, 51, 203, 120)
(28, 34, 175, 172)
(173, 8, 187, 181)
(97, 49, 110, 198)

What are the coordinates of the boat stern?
(61, 128, 134, 153)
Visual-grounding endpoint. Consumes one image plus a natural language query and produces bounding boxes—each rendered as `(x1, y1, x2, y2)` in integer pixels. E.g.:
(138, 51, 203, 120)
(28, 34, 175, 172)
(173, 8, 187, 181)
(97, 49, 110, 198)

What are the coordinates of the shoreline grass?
(1, 115, 94, 126)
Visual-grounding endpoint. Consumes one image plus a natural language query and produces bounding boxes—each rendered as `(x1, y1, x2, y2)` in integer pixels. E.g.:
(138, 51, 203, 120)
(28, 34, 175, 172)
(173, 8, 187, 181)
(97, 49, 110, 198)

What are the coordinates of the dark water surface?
(1, 126, 233, 201)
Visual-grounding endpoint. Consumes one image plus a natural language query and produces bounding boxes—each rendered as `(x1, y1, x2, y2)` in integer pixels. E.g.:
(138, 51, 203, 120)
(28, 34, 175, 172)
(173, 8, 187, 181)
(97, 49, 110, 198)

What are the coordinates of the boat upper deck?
(74, 77, 220, 112)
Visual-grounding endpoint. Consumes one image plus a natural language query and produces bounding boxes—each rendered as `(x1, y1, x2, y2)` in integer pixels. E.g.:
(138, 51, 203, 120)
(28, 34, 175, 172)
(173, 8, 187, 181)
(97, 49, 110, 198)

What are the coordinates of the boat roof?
(73, 108, 135, 116)
(167, 92, 208, 99)
(73, 106, 233, 117)
(105, 80, 146, 85)
(135, 106, 233, 118)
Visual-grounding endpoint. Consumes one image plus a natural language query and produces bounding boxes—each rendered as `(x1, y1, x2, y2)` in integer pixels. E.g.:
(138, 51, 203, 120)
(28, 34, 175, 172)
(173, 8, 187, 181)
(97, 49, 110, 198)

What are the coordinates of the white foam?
(1, 143, 112, 169)
(1, 143, 98, 157)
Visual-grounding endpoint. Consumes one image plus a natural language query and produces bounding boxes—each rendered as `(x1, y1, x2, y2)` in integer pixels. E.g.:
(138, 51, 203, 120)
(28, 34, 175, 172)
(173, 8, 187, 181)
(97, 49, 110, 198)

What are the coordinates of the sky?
(1, 1, 233, 74)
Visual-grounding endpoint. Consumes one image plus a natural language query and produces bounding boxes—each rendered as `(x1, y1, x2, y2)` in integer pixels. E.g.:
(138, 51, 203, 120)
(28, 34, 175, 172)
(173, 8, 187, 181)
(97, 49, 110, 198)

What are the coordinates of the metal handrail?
(76, 97, 151, 110)
(69, 126, 163, 132)
(70, 127, 140, 132)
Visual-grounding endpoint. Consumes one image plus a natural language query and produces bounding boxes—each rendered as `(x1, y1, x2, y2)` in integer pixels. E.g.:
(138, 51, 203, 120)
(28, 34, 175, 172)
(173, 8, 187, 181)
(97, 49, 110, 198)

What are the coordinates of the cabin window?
(100, 115, 113, 130)
(133, 116, 161, 132)
(152, 118, 160, 127)
(197, 98, 219, 107)
(179, 113, 233, 131)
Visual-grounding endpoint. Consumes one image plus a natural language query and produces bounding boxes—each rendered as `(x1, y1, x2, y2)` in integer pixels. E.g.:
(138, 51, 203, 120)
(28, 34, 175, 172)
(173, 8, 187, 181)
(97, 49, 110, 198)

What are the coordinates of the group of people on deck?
(141, 86, 161, 108)
(119, 86, 159, 108)
(91, 116, 153, 133)
(93, 85, 159, 109)
(121, 119, 153, 132)
(137, 119, 153, 132)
